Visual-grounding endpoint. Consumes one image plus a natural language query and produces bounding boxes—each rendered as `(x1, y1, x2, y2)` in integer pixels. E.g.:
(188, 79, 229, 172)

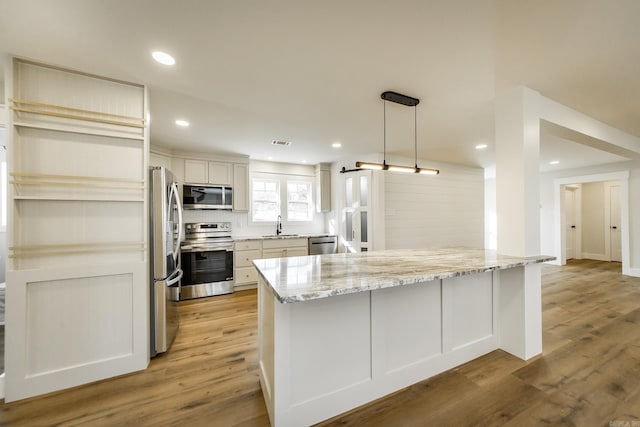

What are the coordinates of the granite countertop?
(234, 233, 336, 241)
(252, 247, 555, 304)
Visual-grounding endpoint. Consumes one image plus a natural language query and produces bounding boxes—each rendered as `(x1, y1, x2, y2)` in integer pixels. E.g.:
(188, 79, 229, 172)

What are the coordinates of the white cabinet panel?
(235, 249, 262, 268)
(234, 239, 262, 288)
(262, 238, 307, 250)
(233, 163, 249, 212)
(235, 266, 259, 285)
(289, 291, 371, 405)
(373, 281, 442, 373)
(6, 262, 147, 402)
(316, 163, 331, 213)
(184, 159, 233, 185)
(447, 272, 493, 350)
(234, 240, 261, 251)
(209, 161, 232, 185)
(184, 159, 208, 183)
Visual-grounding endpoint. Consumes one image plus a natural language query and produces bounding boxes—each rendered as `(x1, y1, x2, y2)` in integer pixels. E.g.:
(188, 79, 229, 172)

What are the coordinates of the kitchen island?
(253, 248, 554, 427)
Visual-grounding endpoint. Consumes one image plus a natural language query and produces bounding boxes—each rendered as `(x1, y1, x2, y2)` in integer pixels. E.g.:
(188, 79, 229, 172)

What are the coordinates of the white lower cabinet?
(234, 238, 309, 289)
(262, 238, 309, 259)
(234, 240, 262, 290)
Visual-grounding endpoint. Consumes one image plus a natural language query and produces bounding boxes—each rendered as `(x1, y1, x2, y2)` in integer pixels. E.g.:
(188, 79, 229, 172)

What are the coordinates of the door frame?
(605, 181, 622, 262)
(553, 171, 634, 276)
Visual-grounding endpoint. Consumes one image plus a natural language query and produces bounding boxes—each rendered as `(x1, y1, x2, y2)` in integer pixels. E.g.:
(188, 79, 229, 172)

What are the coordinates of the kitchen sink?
(262, 234, 300, 238)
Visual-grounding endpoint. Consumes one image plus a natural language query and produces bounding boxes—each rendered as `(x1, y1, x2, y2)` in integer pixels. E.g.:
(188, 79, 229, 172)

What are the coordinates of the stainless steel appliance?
(183, 184, 232, 210)
(308, 236, 338, 255)
(150, 166, 184, 357)
(180, 222, 234, 299)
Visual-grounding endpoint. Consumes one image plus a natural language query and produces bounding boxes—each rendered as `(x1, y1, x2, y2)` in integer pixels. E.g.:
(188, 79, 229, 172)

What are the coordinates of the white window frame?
(250, 173, 315, 224)
(251, 177, 281, 222)
(286, 180, 313, 222)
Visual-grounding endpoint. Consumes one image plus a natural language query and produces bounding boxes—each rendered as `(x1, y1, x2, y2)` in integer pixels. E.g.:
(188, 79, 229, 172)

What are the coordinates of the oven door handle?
(166, 268, 183, 287)
(181, 246, 234, 253)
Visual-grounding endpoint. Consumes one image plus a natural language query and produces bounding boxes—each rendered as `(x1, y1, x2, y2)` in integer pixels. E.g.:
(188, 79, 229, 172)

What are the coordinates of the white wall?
(384, 163, 484, 249)
(581, 182, 605, 258)
(332, 154, 484, 251)
(484, 167, 496, 250)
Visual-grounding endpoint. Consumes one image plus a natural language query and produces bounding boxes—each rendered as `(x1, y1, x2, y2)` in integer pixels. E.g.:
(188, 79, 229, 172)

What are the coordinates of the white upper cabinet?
(233, 163, 249, 212)
(208, 161, 232, 185)
(184, 159, 209, 184)
(150, 151, 172, 170)
(184, 159, 233, 186)
(316, 163, 331, 213)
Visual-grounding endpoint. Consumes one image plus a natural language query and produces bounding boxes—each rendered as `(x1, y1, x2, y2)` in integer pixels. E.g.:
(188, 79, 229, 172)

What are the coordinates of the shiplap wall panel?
(384, 166, 484, 249)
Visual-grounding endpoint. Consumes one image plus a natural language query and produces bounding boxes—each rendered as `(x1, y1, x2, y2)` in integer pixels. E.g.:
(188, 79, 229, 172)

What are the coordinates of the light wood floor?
(1, 260, 639, 426)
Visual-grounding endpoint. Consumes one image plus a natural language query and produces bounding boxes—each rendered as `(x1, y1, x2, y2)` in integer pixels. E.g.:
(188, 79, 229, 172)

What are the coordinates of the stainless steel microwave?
(183, 184, 233, 210)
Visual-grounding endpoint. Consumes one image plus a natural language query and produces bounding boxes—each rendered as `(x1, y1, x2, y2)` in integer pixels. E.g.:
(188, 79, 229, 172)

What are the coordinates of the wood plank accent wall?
(384, 166, 484, 249)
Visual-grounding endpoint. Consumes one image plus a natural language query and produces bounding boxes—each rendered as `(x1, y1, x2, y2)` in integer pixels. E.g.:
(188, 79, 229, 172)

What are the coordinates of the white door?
(610, 185, 622, 262)
(565, 188, 576, 260)
(342, 171, 372, 253)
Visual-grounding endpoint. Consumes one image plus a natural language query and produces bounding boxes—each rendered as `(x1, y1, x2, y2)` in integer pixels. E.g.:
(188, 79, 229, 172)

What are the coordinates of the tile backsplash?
(181, 210, 325, 238)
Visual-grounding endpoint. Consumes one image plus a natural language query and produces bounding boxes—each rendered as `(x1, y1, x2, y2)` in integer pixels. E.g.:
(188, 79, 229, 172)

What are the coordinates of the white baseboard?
(581, 253, 609, 262)
(625, 268, 640, 278)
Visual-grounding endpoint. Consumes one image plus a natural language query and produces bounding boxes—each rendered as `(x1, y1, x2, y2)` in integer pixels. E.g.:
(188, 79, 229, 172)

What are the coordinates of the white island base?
(257, 260, 544, 427)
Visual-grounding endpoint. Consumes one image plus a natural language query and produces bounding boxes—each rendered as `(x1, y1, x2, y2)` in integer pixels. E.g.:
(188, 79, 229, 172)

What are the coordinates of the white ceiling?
(1, 0, 639, 170)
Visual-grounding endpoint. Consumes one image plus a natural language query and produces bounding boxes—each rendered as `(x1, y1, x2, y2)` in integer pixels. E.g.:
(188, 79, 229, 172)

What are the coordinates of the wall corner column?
(495, 86, 543, 360)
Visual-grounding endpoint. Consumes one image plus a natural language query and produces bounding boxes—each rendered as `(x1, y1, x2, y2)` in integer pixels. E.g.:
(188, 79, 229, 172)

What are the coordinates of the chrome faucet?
(276, 215, 282, 236)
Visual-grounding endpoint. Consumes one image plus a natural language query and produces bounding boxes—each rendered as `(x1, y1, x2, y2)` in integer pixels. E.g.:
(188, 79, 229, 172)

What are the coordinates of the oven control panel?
(184, 222, 232, 239)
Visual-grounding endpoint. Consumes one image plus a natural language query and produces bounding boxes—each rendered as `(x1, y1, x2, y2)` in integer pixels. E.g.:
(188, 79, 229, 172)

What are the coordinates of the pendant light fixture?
(348, 91, 439, 176)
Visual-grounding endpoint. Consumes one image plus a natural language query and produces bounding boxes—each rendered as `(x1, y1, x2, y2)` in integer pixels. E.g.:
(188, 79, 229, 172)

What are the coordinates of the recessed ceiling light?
(175, 119, 189, 127)
(475, 143, 488, 150)
(332, 142, 342, 148)
(549, 160, 560, 165)
(267, 156, 273, 161)
(301, 160, 307, 164)
(152, 51, 175, 66)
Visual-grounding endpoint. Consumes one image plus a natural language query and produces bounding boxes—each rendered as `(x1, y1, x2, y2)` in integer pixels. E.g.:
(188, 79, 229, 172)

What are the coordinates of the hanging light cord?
(414, 105, 418, 168)
(383, 99, 387, 166)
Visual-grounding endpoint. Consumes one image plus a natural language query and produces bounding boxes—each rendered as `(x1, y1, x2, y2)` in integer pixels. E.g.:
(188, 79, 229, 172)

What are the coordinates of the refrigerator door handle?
(166, 268, 183, 286)
(168, 182, 183, 264)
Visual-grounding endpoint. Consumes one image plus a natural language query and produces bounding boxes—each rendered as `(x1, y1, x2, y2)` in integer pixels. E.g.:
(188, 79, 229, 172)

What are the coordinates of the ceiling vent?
(271, 140, 291, 146)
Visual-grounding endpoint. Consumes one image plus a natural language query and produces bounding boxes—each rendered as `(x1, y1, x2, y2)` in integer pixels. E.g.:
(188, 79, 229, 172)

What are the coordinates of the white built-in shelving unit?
(5, 58, 148, 402)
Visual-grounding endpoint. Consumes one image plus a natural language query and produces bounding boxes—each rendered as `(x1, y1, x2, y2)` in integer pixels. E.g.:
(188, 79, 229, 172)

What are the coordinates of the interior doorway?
(554, 171, 631, 275)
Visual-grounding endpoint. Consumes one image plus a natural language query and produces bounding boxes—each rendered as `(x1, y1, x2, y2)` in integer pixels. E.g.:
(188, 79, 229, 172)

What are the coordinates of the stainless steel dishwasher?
(308, 236, 338, 255)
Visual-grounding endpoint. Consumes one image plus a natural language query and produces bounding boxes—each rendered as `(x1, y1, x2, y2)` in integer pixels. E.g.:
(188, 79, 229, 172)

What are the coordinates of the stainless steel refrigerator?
(150, 166, 183, 357)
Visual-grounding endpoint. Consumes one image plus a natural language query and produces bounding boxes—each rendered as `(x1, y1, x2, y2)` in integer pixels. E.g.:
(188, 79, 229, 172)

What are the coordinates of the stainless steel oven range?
(180, 222, 234, 299)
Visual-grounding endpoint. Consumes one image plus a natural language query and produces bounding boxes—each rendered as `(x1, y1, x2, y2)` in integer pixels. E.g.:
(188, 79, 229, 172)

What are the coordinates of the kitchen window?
(252, 176, 314, 222)
(287, 181, 312, 221)
(252, 178, 280, 221)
